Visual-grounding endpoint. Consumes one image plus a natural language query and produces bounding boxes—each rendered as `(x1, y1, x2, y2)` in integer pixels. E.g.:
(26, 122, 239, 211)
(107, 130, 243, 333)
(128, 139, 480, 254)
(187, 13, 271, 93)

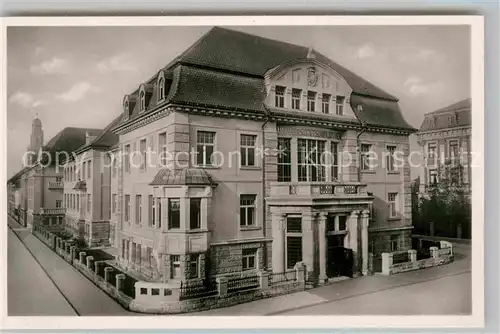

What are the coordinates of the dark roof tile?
(420, 98, 471, 131)
(149, 168, 217, 186)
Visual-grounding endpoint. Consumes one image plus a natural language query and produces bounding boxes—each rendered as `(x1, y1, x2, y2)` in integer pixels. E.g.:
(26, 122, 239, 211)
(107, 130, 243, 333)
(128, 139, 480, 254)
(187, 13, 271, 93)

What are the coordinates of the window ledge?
(361, 170, 376, 174)
(240, 226, 261, 231)
(386, 171, 400, 175)
(240, 166, 261, 171)
(195, 165, 220, 170)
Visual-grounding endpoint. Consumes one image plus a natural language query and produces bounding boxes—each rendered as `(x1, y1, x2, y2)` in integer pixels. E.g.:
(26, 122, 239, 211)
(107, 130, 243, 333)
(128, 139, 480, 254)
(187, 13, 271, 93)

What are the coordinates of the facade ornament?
(307, 46, 316, 60)
(307, 66, 318, 87)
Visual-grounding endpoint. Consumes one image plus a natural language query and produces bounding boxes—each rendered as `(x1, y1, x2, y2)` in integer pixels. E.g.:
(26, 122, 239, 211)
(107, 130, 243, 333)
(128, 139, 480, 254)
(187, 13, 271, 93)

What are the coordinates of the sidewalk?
(7, 216, 131, 316)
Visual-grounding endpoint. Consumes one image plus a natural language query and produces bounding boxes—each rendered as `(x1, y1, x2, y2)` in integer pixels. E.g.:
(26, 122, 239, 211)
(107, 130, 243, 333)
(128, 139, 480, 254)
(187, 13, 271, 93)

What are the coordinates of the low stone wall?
(129, 263, 307, 314)
(381, 242, 454, 276)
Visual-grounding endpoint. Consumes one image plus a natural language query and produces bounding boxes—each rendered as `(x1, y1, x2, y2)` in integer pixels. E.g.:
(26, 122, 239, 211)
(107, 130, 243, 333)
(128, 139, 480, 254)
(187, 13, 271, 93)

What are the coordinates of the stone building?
(111, 27, 416, 285)
(417, 98, 471, 192)
(62, 117, 120, 247)
(7, 119, 102, 229)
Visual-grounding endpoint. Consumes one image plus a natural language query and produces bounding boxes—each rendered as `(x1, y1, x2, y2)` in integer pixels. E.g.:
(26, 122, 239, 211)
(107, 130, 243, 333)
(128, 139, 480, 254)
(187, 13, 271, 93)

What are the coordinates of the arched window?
(158, 77, 165, 100)
(140, 90, 146, 111)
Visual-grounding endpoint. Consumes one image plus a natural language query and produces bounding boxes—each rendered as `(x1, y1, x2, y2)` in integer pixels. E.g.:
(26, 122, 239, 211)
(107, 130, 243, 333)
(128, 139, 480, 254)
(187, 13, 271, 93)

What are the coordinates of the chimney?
(85, 131, 98, 145)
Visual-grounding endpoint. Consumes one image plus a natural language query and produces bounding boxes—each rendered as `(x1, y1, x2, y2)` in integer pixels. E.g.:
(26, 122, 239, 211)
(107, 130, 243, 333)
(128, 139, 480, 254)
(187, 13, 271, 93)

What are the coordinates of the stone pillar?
(430, 246, 439, 259)
(301, 211, 315, 281)
(216, 277, 228, 296)
(349, 210, 360, 274)
(381, 252, 393, 275)
(200, 196, 209, 230)
(70, 246, 77, 263)
(86, 256, 94, 270)
(79, 251, 87, 263)
(271, 211, 286, 273)
(104, 267, 113, 283)
(258, 271, 270, 290)
(294, 261, 306, 283)
(95, 261, 104, 276)
(361, 210, 370, 275)
(318, 212, 327, 283)
(408, 249, 417, 262)
(116, 274, 126, 291)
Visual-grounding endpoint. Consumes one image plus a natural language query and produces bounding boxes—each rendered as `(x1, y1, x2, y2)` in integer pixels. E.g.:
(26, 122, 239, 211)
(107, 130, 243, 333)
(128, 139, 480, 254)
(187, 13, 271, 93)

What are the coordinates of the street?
(7, 215, 471, 316)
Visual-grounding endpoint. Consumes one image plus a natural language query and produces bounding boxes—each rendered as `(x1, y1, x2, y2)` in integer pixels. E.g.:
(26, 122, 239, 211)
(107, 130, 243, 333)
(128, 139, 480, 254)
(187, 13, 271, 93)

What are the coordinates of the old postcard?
(0, 15, 484, 330)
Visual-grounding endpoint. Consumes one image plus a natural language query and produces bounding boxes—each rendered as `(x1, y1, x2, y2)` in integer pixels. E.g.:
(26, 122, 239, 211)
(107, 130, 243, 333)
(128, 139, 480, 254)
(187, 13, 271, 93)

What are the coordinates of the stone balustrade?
(40, 208, 66, 215)
(269, 181, 369, 198)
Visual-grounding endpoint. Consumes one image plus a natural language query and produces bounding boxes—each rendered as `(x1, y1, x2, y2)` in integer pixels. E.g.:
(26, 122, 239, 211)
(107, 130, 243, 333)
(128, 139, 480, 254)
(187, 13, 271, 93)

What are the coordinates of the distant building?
(62, 117, 120, 247)
(110, 27, 416, 285)
(417, 98, 471, 192)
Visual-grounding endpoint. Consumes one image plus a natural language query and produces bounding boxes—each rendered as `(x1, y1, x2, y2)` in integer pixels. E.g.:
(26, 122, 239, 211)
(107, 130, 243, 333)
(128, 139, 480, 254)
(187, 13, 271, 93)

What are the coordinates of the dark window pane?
(286, 217, 302, 233)
(287, 236, 302, 269)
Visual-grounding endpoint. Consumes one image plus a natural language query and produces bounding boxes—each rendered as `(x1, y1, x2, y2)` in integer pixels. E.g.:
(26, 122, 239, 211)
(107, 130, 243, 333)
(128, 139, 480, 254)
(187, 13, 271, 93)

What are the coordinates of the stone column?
(116, 274, 126, 291)
(361, 210, 370, 275)
(86, 256, 94, 270)
(79, 252, 86, 263)
(216, 277, 228, 296)
(301, 211, 315, 280)
(408, 249, 417, 262)
(348, 210, 360, 274)
(104, 267, 113, 283)
(318, 212, 327, 283)
(258, 271, 270, 290)
(271, 211, 286, 273)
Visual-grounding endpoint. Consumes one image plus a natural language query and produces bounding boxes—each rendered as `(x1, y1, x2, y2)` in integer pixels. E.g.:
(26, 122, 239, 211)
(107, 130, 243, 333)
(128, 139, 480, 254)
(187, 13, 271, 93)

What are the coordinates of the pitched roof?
(75, 114, 122, 153)
(419, 98, 471, 132)
(176, 27, 398, 101)
(117, 26, 415, 132)
(149, 168, 217, 186)
(42, 127, 102, 163)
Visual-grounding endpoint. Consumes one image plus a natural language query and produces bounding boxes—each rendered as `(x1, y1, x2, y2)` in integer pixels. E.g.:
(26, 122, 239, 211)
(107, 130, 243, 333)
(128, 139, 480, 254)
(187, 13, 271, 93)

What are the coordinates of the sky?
(6, 25, 470, 179)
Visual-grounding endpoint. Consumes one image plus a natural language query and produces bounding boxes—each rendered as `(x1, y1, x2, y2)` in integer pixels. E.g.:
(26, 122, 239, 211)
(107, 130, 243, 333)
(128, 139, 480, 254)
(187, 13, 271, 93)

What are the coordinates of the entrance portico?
(270, 207, 370, 282)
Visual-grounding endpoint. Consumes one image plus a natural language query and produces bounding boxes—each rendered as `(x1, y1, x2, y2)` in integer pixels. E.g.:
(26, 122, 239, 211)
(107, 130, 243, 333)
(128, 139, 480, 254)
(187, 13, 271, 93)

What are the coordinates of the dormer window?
(123, 97, 131, 120)
(275, 85, 285, 108)
(139, 90, 146, 112)
(292, 89, 301, 110)
(336, 96, 345, 116)
(158, 77, 165, 101)
(307, 91, 316, 112)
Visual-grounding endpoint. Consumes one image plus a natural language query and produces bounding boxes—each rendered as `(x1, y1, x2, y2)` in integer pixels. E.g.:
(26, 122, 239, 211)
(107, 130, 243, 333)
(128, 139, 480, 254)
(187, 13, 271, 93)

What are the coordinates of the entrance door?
(327, 235, 354, 278)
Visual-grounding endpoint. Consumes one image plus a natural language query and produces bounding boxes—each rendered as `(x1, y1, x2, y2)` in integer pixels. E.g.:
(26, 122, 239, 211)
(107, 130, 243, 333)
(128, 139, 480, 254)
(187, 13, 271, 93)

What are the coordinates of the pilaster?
(271, 210, 286, 273)
(360, 210, 370, 275)
(318, 212, 327, 283)
(349, 210, 360, 274)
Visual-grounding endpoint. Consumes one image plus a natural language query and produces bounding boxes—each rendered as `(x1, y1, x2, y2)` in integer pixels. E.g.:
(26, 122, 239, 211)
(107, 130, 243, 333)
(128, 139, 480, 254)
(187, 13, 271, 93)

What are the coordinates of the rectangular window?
(112, 194, 117, 214)
(297, 139, 326, 182)
(448, 140, 459, 158)
(87, 160, 91, 179)
(429, 169, 438, 185)
(336, 95, 345, 115)
(291, 88, 301, 110)
(124, 145, 131, 173)
(285, 217, 302, 269)
(338, 215, 347, 231)
(390, 235, 399, 252)
(170, 255, 181, 278)
(136, 244, 141, 264)
(331, 142, 339, 181)
(136, 195, 142, 225)
(361, 144, 373, 171)
(388, 193, 398, 218)
(158, 132, 167, 167)
(196, 131, 215, 166)
(240, 195, 256, 227)
(56, 200, 62, 208)
(124, 195, 130, 222)
(87, 194, 91, 213)
(140, 139, 147, 171)
(242, 248, 257, 271)
(56, 176, 62, 183)
(148, 195, 154, 227)
(307, 91, 316, 112)
(277, 138, 291, 182)
(240, 134, 256, 167)
(188, 255, 199, 279)
(386, 146, 397, 172)
(275, 85, 285, 108)
(156, 197, 162, 228)
(190, 198, 201, 230)
(322, 94, 331, 114)
(168, 198, 180, 229)
(76, 194, 80, 211)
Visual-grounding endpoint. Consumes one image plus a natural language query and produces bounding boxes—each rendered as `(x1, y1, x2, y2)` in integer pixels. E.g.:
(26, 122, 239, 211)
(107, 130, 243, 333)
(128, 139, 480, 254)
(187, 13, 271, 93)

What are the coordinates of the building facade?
(62, 118, 119, 247)
(110, 27, 416, 285)
(417, 98, 471, 192)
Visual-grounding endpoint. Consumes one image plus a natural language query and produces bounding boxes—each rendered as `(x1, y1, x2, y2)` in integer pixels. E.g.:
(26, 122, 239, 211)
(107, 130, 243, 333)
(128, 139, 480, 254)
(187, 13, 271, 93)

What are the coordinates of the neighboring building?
(111, 27, 416, 285)
(63, 116, 120, 247)
(25, 115, 44, 166)
(417, 98, 471, 192)
(7, 118, 102, 229)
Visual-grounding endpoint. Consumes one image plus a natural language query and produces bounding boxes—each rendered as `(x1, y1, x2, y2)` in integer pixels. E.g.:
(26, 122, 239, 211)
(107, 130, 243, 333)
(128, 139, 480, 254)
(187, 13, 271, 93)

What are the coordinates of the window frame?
(242, 248, 257, 271)
(388, 192, 398, 218)
(168, 198, 181, 229)
(240, 134, 257, 167)
(124, 194, 131, 222)
(321, 93, 331, 114)
(285, 216, 303, 270)
(158, 132, 167, 167)
(335, 95, 345, 115)
(291, 88, 301, 110)
(135, 194, 142, 225)
(239, 194, 256, 227)
(297, 138, 327, 182)
(277, 137, 292, 182)
(361, 143, 373, 171)
(331, 141, 340, 181)
(307, 91, 316, 112)
(386, 145, 397, 173)
(170, 255, 181, 278)
(189, 198, 201, 230)
(275, 85, 285, 108)
(196, 131, 216, 167)
(188, 255, 199, 278)
(139, 138, 147, 171)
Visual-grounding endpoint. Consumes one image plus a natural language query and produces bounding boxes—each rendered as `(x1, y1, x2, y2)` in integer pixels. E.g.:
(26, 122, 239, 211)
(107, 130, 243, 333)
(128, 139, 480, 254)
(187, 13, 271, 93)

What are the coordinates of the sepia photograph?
(1, 15, 484, 329)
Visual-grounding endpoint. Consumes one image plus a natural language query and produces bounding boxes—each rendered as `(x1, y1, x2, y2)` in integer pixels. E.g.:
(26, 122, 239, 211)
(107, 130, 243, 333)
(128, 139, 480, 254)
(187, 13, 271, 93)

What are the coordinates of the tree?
(417, 161, 471, 239)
